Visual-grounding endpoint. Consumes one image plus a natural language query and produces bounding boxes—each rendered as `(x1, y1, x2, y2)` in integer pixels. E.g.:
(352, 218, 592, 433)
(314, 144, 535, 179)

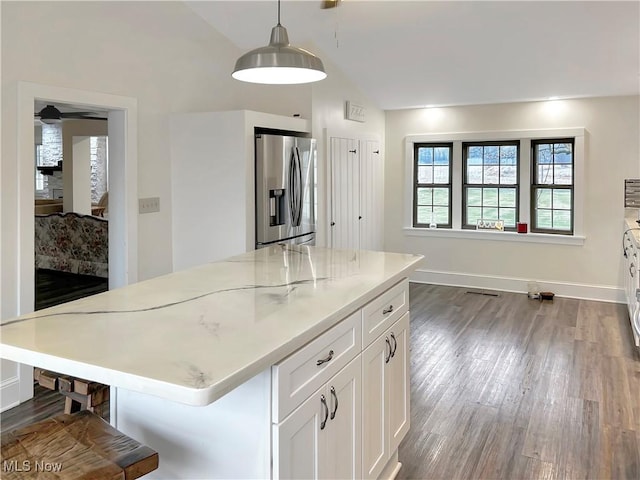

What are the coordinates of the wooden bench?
(34, 368, 109, 417)
(1, 410, 158, 479)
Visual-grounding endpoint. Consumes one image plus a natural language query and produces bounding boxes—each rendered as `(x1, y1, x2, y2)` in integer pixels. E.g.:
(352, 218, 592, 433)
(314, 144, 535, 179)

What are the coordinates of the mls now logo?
(3, 460, 63, 473)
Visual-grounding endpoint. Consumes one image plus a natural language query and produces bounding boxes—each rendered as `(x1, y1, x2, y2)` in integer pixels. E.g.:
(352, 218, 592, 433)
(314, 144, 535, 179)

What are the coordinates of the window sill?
(403, 227, 585, 246)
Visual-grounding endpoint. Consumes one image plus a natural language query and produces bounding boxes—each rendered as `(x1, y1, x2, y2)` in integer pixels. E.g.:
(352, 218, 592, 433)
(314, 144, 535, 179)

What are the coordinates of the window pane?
(433, 166, 449, 183)
(467, 165, 483, 183)
(535, 189, 552, 208)
(418, 148, 433, 165)
(417, 206, 433, 224)
(553, 189, 571, 209)
(554, 164, 573, 185)
(434, 206, 449, 224)
(536, 209, 552, 229)
(417, 165, 433, 183)
(500, 166, 517, 184)
(467, 207, 482, 225)
(483, 188, 498, 206)
(433, 188, 449, 205)
(553, 143, 572, 164)
(416, 187, 432, 205)
(482, 207, 499, 220)
(537, 144, 553, 164)
(499, 188, 516, 207)
(553, 210, 571, 230)
(467, 188, 482, 206)
(500, 145, 517, 165)
(500, 208, 516, 227)
(468, 146, 483, 164)
(434, 147, 449, 165)
(484, 146, 499, 165)
(537, 165, 553, 184)
(484, 166, 499, 184)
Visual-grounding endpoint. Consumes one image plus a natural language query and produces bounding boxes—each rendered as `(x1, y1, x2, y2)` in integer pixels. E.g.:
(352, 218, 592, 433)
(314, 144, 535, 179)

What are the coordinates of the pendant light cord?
(277, 0, 281, 26)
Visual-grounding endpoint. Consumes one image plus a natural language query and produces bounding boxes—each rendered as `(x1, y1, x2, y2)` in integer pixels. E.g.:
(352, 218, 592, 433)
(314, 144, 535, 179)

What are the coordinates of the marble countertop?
(1, 246, 423, 406)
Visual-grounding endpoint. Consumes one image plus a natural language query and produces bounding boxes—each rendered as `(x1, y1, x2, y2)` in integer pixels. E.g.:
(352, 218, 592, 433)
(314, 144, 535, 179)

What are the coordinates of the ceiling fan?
(34, 104, 106, 124)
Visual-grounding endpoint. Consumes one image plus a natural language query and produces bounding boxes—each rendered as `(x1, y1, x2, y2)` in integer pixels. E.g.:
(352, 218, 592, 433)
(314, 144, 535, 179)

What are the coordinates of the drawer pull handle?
(383, 305, 394, 315)
(631, 263, 635, 278)
(385, 337, 392, 364)
(320, 395, 329, 430)
(390, 333, 397, 358)
(316, 350, 334, 366)
(330, 386, 338, 420)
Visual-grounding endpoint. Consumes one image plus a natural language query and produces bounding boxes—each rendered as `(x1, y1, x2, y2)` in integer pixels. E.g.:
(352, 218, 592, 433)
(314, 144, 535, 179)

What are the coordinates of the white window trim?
(404, 127, 586, 245)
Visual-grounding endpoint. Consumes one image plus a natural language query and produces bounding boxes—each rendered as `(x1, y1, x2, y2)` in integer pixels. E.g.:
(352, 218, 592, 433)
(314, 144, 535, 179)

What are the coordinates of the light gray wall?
(384, 96, 640, 299)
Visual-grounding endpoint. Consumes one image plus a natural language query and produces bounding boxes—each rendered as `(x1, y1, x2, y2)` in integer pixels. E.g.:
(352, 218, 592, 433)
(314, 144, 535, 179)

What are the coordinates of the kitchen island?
(1, 245, 423, 479)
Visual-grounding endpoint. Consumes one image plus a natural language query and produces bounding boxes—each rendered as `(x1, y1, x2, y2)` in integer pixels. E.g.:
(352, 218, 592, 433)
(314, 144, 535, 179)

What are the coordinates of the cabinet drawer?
(272, 311, 361, 423)
(362, 279, 409, 348)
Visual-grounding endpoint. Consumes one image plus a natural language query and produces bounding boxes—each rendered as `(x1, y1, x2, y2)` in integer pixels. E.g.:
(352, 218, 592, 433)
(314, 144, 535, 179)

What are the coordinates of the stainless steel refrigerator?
(255, 132, 316, 248)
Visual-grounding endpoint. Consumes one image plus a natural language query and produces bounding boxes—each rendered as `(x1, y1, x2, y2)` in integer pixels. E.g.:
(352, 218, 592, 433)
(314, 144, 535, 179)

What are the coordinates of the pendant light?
(232, 0, 327, 84)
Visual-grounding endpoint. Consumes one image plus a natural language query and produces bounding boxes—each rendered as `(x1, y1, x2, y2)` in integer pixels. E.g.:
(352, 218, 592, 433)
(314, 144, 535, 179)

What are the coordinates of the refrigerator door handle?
(288, 148, 297, 226)
(294, 147, 303, 227)
(288, 147, 303, 227)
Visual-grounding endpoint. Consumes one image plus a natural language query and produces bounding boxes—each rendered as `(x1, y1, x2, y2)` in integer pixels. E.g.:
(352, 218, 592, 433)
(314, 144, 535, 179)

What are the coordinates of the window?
(531, 139, 574, 234)
(413, 143, 452, 228)
(462, 141, 519, 230)
(406, 127, 583, 243)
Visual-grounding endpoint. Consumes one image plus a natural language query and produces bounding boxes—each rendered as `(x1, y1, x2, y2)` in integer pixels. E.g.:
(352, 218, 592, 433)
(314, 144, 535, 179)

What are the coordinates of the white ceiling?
(187, 0, 640, 110)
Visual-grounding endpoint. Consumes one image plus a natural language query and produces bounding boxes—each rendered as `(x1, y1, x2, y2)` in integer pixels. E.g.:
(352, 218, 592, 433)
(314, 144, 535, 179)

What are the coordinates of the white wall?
(384, 96, 640, 301)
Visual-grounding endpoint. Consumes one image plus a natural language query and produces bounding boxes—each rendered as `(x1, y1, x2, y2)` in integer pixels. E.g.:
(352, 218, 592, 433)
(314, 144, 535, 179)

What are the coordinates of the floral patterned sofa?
(34, 212, 108, 278)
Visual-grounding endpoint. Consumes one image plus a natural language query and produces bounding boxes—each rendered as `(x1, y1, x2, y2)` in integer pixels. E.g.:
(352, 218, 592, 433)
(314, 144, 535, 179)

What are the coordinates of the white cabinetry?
(362, 312, 410, 479)
(329, 135, 383, 251)
(273, 357, 362, 480)
(169, 110, 310, 271)
(623, 223, 640, 346)
(273, 278, 411, 480)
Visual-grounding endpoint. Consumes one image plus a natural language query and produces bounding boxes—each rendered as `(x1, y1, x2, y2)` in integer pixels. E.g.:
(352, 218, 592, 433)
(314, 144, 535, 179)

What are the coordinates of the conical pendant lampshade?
(232, 1, 327, 84)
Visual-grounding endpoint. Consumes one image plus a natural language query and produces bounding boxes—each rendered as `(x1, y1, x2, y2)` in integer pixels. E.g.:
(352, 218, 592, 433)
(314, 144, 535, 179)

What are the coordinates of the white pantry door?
(330, 137, 360, 250)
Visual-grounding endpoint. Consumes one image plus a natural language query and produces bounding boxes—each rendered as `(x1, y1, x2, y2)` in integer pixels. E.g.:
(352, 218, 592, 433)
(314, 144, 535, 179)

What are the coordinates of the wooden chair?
(1, 410, 158, 479)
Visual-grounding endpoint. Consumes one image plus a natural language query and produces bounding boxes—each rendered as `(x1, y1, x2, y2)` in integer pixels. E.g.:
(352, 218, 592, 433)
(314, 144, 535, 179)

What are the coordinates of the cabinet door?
(361, 332, 389, 479)
(323, 357, 362, 480)
(359, 139, 383, 251)
(330, 137, 360, 250)
(273, 390, 324, 480)
(388, 312, 410, 454)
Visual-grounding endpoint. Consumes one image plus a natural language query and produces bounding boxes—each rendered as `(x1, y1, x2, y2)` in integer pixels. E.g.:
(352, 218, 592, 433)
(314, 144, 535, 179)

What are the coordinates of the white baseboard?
(410, 268, 625, 303)
(0, 377, 20, 413)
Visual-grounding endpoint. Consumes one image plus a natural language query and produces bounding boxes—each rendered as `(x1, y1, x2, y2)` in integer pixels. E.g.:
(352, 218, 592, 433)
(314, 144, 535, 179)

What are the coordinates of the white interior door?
(359, 139, 383, 251)
(330, 137, 359, 250)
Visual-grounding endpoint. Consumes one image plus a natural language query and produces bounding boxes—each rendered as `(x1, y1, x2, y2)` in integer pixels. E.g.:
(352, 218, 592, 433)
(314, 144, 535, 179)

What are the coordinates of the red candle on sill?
(517, 222, 528, 234)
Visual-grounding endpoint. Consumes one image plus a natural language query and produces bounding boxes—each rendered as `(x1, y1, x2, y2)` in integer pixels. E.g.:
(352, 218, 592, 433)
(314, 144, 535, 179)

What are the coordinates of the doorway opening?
(33, 101, 111, 310)
(0, 82, 138, 413)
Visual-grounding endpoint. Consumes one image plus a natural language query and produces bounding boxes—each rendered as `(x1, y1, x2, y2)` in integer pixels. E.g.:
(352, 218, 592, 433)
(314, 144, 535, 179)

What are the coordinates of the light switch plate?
(139, 197, 160, 214)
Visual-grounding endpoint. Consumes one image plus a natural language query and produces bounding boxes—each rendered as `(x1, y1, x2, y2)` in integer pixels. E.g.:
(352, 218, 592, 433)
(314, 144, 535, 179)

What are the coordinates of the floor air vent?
(465, 290, 500, 297)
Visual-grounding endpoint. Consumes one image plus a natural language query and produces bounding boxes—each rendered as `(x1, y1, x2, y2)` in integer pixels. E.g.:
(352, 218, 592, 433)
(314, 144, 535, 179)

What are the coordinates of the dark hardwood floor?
(3, 283, 639, 479)
(398, 283, 640, 480)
